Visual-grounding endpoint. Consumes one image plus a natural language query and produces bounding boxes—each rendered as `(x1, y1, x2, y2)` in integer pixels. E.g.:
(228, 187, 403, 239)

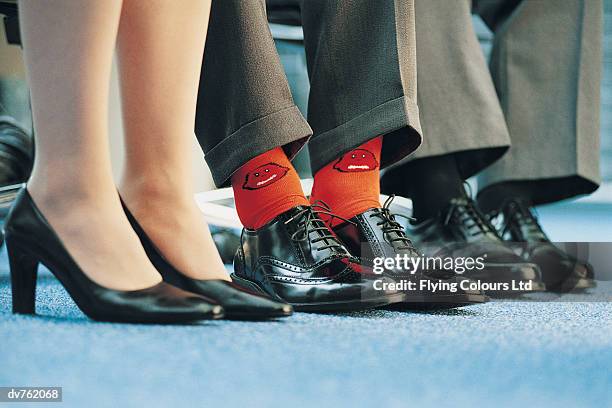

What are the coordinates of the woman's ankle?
(28, 178, 118, 215)
(119, 177, 195, 210)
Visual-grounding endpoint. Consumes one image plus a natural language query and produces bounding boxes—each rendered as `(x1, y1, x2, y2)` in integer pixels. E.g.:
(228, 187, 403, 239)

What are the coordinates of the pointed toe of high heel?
(122, 201, 293, 320)
(94, 281, 226, 323)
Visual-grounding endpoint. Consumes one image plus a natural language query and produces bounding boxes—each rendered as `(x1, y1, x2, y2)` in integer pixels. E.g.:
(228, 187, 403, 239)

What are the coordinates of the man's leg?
(475, 0, 603, 291)
(477, 0, 603, 209)
(380, 0, 542, 296)
(381, 0, 510, 219)
(303, 0, 422, 219)
(195, 0, 403, 312)
(194, 0, 311, 189)
(302, 0, 488, 307)
(302, 0, 422, 176)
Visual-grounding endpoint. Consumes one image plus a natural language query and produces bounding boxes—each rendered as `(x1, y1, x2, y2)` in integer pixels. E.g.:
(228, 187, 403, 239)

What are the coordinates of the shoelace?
(368, 195, 416, 251)
(284, 200, 354, 252)
(444, 196, 497, 238)
(498, 198, 548, 242)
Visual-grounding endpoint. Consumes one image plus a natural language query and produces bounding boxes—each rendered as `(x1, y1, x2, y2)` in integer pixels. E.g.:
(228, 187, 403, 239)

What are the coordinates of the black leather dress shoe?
(231, 205, 406, 312)
(489, 198, 596, 292)
(407, 196, 545, 296)
(0, 116, 33, 188)
(122, 201, 293, 320)
(0, 116, 34, 246)
(333, 197, 488, 309)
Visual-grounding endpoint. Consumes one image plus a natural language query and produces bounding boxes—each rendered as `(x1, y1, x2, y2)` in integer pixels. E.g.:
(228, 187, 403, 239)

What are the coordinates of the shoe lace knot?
(444, 196, 497, 238)
(284, 201, 353, 252)
(498, 198, 548, 241)
(368, 195, 416, 251)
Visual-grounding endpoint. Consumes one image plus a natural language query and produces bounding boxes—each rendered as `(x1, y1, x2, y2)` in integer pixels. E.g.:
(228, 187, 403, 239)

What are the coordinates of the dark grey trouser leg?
(300, 0, 422, 174)
(477, 0, 603, 208)
(194, 0, 312, 187)
(388, 0, 511, 179)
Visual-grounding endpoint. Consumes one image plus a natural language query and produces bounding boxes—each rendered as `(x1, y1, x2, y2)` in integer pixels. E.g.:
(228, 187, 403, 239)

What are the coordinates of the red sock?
(310, 137, 382, 227)
(231, 147, 309, 229)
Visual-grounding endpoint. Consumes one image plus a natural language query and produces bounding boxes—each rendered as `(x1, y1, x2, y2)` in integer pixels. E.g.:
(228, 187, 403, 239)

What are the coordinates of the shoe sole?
(385, 292, 490, 311)
(222, 310, 293, 321)
(231, 273, 405, 313)
(291, 292, 406, 313)
(90, 311, 225, 324)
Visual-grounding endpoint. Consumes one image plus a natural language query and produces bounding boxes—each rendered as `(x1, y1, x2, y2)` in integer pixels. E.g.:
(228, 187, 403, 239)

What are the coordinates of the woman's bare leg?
(20, 0, 161, 290)
(117, 0, 227, 280)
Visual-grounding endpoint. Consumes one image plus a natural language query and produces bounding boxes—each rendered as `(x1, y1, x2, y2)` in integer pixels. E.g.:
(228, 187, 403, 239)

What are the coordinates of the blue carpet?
(1, 244, 611, 408)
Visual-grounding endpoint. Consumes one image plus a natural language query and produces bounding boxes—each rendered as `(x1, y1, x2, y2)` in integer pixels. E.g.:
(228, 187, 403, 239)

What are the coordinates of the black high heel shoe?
(121, 200, 293, 320)
(3, 188, 224, 323)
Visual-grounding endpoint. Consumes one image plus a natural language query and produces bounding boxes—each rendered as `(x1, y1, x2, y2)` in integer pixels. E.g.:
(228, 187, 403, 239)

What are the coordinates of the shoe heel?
(6, 239, 39, 314)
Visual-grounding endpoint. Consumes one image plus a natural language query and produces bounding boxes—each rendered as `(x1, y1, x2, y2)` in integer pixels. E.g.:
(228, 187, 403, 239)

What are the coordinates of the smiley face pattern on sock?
(333, 149, 379, 172)
(242, 163, 289, 190)
(311, 136, 383, 227)
(232, 147, 309, 229)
